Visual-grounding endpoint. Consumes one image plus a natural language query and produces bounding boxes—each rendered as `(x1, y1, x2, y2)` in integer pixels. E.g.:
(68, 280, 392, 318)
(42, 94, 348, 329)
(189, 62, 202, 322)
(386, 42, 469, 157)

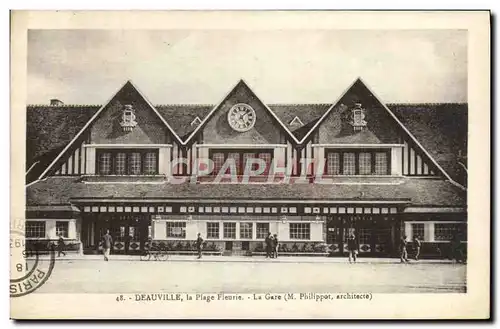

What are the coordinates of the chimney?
(50, 99, 64, 106)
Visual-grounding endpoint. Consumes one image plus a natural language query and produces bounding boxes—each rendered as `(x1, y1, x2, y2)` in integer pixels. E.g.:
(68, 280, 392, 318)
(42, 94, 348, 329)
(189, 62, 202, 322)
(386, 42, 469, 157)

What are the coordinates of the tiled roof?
(155, 105, 213, 140)
(26, 176, 465, 207)
(26, 102, 468, 187)
(268, 104, 331, 134)
(388, 103, 468, 186)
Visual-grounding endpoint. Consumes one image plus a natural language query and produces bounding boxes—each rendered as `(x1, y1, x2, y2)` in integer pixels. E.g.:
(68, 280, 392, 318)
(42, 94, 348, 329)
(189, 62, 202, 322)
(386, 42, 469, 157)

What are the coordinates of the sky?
(27, 29, 467, 105)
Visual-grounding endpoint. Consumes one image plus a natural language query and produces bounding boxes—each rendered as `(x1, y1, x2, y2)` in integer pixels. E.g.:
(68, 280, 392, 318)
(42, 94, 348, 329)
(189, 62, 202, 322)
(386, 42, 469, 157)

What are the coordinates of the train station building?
(25, 78, 467, 257)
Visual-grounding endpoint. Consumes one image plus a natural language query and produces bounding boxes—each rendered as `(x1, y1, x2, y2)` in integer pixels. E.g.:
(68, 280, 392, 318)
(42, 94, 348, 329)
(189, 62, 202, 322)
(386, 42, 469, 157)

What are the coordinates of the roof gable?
(36, 80, 182, 180)
(183, 80, 299, 145)
(155, 105, 212, 140)
(304, 77, 462, 187)
(269, 104, 330, 138)
(389, 103, 468, 186)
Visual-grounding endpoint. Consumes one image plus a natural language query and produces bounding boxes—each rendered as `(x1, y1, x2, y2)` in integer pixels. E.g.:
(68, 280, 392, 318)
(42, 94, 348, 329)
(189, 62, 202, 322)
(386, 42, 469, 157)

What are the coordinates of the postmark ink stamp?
(10, 221, 56, 297)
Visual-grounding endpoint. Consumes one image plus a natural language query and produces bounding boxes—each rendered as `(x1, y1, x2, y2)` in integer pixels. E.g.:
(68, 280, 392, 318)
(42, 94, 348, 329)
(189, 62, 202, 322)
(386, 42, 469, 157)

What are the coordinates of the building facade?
(25, 78, 467, 258)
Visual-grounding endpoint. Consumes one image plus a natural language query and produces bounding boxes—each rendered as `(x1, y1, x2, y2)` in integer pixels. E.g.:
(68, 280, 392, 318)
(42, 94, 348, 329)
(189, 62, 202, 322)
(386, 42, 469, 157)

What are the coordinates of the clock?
(227, 103, 256, 132)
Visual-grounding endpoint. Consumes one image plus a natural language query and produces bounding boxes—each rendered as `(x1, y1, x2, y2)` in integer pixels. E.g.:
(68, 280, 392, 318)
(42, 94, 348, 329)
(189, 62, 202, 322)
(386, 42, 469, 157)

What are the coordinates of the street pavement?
(31, 255, 466, 294)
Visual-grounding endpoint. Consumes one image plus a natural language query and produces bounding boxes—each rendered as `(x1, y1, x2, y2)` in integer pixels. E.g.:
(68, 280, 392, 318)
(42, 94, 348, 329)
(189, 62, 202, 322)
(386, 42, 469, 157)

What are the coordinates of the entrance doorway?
(84, 214, 150, 255)
(326, 215, 399, 257)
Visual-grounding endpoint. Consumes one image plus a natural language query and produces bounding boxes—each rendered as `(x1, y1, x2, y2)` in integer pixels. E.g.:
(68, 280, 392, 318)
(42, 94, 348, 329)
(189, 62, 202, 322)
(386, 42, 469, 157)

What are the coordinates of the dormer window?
(349, 103, 367, 131)
(120, 104, 138, 132)
(190, 116, 202, 126)
(289, 116, 304, 127)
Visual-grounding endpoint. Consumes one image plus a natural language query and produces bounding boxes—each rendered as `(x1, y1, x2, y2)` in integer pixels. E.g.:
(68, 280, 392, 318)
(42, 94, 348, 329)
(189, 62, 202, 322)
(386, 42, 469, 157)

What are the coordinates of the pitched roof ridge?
(268, 103, 331, 106)
(154, 103, 215, 107)
(27, 104, 101, 108)
(386, 102, 468, 106)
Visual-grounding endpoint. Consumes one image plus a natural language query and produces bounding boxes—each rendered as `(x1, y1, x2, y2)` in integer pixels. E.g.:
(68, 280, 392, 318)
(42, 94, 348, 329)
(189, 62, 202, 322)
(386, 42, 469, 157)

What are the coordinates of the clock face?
(227, 103, 256, 132)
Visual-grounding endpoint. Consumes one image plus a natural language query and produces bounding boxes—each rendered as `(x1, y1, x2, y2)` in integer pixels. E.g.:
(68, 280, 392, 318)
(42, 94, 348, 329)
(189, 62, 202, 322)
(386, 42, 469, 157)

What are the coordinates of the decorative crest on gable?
(120, 104, 138, 132)
(349, 103, 367, 131)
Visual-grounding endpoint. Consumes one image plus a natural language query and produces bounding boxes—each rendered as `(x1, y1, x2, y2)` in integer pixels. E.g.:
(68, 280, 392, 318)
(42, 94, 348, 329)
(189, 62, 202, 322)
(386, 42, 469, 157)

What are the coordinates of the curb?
(30, 256, 460, 265)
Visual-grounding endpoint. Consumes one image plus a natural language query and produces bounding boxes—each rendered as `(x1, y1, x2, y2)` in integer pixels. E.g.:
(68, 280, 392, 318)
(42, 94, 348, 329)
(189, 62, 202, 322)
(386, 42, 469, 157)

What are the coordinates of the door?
(225, 241, 233, 251)
(95, 214, 149, 255)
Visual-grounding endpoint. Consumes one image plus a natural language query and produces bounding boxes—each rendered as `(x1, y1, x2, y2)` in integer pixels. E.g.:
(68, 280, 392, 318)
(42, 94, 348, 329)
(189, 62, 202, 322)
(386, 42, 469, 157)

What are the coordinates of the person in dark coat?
(265, 233, 273, 258)
(195, 233, 204, 259)
(57, 234, 66, 257)
(102, 229, 113, 261)
(400, 235, 408, 263)
(347, 233, 358, 263)
(273, 234, 279, 258)
(413, 235, 422, 261)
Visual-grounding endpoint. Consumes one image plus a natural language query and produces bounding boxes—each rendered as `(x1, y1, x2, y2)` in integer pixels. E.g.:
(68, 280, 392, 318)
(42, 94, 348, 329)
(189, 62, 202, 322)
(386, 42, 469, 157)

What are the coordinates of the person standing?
(400, 235, 409, 263)
(57, 234, 66, 257)
(102, 229, 113, 261)
(273, 233, 279, 259)
(265, 232, 273, 258)
(347, 233, 358, 263)
(196, 233, 204, 259)
(413, 235, 422, 261)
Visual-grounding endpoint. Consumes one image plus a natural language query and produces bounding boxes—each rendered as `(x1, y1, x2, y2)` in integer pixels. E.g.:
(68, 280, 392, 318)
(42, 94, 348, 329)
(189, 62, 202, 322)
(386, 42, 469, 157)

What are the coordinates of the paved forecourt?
(31, 256, 466, 294)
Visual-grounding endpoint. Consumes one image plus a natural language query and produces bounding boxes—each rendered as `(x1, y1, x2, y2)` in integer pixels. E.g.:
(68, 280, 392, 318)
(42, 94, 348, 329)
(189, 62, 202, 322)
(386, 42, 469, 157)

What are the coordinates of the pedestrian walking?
(273, 233, 279, 258)
(102, 229, 113, 261)
(196, 233, 204, 259)
(400, 235, 408, 263)
(57, 234, 66, 257)
(265, 232, 273, 258)
(347, 233, 358, 263)
(413, 235, 422, 261)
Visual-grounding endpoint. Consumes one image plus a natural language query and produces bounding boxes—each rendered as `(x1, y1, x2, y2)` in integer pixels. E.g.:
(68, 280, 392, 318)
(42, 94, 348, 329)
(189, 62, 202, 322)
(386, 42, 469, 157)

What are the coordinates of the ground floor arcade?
(25, 202, 467, 258)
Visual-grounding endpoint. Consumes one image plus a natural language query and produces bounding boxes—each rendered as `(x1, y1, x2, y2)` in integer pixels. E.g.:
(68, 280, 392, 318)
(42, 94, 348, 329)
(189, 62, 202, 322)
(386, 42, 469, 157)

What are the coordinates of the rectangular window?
(212, 153, 225, 175)
(26, 221, 46, 238)
(115, 152, 127, 175)
(56, 221, 69, 238)
(358, 227, 371, 244)
(325, 149, 391, 175)
(98, 152, 112, 175)
(242, 153, 256, 173)
(289, 223, 310, 240)
(358, 152, 372, 175)
(343, 153, 356, 175)
(223, 222, 237, 239)
(326, 152, 340, 175)
(227, 153, 240, 175)
(411, 223, 425, 240)
(434, 223, 465, 241)
(375, 152, 388, 175)
(206, 222, 220, 239)
(166, 222, 186, 238)
(209, 149, 273, 176)
(256, 223, 269, 239)
(129, 152, 142, 175)
(144, 152, 157, 175)
(258, 153, 272, 175)
(240, 222, 253, 239)
(96, 149, 158, 175)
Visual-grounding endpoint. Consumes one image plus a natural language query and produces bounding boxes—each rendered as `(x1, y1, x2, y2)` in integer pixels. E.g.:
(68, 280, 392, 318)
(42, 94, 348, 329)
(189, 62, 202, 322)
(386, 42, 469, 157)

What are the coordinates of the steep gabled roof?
(389, 103, 468, 186)
(155, 105, 212, 140)
(268, 104, 331, 138)
(36, 80, 184, 180)
(300, 77, 466, 189)
(182, 79, 301, 145)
